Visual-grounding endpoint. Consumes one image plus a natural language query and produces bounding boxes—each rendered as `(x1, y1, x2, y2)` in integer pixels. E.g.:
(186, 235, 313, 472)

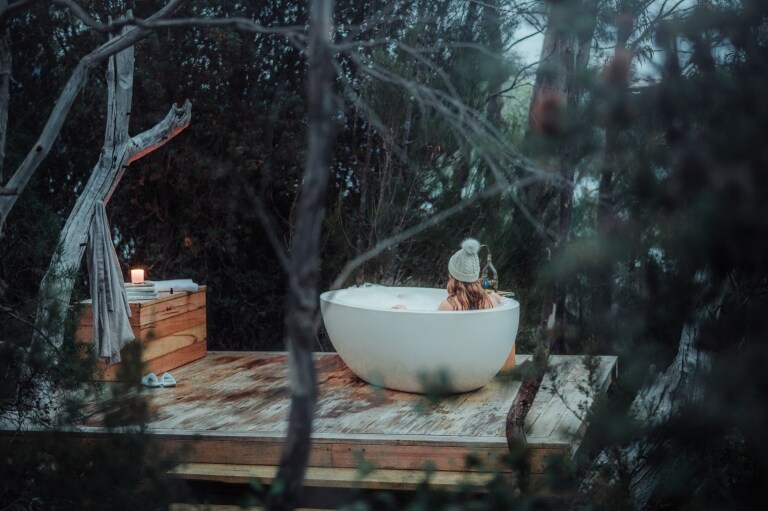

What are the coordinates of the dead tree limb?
(28, 22, 191, 399)
(577, 276, 725, 510)
(0, 0, 184, 236)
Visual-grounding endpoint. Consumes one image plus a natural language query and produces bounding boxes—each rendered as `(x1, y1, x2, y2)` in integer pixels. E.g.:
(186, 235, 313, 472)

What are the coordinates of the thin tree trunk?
(525, 0, 597, 350)
(595, 10, 635, 341)
(509, 0, 597, 442)
(550, 156, 575, 352)
(482, 0, 504, 127)
(0, 0, 10, 186)
(266, 0, 335, 509)
(29, 24, 191, 377)
(445, 1, 479, 204)
(356, 124, 371, 259)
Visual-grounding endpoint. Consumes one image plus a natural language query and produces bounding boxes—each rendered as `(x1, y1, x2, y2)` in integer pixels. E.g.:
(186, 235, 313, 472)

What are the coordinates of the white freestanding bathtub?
(319, 286, 520, 394)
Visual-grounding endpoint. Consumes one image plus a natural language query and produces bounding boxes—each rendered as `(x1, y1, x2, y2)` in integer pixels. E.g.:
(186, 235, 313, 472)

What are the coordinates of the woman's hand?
(391, 304, 406, 310)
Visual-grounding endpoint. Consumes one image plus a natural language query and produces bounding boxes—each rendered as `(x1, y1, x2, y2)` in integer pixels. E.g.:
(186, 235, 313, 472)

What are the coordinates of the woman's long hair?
(446, 277, 494, 311)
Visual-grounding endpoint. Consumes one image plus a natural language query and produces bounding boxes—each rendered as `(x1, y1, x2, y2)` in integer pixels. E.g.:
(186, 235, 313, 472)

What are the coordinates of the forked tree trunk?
(30, 22, 191, 369)
(0, 0, 183, 236)
(266, 0, 335, 509)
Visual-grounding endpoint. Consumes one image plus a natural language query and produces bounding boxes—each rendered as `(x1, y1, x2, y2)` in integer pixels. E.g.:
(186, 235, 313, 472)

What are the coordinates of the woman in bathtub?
(391, 238, 500, 311)
(438, 238, 501, 311)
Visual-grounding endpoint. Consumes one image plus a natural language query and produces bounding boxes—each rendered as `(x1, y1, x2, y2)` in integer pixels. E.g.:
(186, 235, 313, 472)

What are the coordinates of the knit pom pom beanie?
(448, 238, 481, 283)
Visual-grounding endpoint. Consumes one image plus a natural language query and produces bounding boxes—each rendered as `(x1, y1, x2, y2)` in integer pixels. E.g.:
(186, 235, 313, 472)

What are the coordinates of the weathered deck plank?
(61, 352, 618, 478)
(526, 355, 616, 446)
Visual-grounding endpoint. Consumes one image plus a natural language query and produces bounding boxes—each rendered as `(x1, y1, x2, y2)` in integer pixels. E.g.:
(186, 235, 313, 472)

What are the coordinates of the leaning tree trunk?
(29, 23, 191, 380)
(266, 0, 335, 509)
(577, 277, 724, 510)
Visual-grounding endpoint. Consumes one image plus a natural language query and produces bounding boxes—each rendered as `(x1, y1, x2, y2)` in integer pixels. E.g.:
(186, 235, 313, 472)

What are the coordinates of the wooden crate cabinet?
(76, 286, 207, 381)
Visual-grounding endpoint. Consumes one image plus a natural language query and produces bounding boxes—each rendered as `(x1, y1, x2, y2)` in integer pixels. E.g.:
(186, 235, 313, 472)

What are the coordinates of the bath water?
(329, 286, 444, 311)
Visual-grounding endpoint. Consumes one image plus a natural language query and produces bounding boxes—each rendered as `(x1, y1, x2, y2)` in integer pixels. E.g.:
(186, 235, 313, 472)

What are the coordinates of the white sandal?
(160, 372, 177, 387)
(140, 372, 161, 388)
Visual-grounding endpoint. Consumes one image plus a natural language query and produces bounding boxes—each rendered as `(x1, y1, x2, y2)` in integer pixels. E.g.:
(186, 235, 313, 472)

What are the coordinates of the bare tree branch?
(628, 0, 691, 53)
(332, 182, 505, 289)
(505, 24, 543, 52)
(126, 16, 307, 50)
(337, 40, 572, 249)
(51, 0, 113, 32)
(27, 21, 191, 424)
(0, 0, 185, 236)
(127, 100, 192, 162)
(0, 305, 63, 359)
(487, 56, 542, 102)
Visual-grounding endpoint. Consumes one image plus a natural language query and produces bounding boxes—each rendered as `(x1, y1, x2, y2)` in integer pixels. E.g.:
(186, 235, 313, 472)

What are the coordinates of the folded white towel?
(125, 282, 157, 289)
(153, 279, 199, 293)
(126, 286, 159, 300)
(126, 290, 158, 296)
(126, 295, 158, 301)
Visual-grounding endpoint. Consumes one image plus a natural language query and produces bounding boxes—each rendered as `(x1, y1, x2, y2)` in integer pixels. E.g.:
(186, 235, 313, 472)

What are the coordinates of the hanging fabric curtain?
(86, 201, 134, 364)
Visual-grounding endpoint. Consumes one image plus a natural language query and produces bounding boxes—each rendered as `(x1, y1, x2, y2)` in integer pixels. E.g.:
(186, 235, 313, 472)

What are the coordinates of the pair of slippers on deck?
(140, 372, 176, 388)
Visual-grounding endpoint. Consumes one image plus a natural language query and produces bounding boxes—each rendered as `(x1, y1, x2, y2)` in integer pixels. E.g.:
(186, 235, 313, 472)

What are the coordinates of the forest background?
(1, 0, 768, 510)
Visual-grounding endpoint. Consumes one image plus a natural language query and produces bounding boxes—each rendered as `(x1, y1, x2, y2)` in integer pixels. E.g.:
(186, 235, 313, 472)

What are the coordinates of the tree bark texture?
(0, 0, 183, 235)
(31, 24, 191, 361)
(267, 0, 335, 509)
(482, 0, 504, 128)
(527, 0, 597, 133)
(524, 0, 597, 352)
(578, 281, 724, 510)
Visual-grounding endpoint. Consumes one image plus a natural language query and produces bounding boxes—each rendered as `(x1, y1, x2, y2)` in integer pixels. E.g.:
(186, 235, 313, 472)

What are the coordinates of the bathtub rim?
(319, 286, 520, 315)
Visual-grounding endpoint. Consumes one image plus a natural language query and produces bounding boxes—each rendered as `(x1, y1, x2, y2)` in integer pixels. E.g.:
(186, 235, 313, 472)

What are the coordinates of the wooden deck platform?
(0, 350, 615, 504)
(71, 351, 617, 494)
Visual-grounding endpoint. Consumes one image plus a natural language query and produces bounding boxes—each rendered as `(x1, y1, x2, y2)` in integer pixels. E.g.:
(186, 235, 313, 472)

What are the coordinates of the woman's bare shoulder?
(438, 300, 454, 311)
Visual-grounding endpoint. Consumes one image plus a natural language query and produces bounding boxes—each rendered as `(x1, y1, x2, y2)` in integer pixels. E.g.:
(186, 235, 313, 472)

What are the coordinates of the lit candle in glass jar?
(130, 268, 145, 284)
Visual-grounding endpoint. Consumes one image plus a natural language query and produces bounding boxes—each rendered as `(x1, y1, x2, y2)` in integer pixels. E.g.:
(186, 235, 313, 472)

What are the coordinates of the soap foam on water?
(392, 290, 442, 311)
(329, 286, 444, 311)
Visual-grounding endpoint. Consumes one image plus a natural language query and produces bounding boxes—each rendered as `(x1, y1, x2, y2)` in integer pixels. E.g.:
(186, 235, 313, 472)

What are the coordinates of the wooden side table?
(76, 286, 207, 380)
